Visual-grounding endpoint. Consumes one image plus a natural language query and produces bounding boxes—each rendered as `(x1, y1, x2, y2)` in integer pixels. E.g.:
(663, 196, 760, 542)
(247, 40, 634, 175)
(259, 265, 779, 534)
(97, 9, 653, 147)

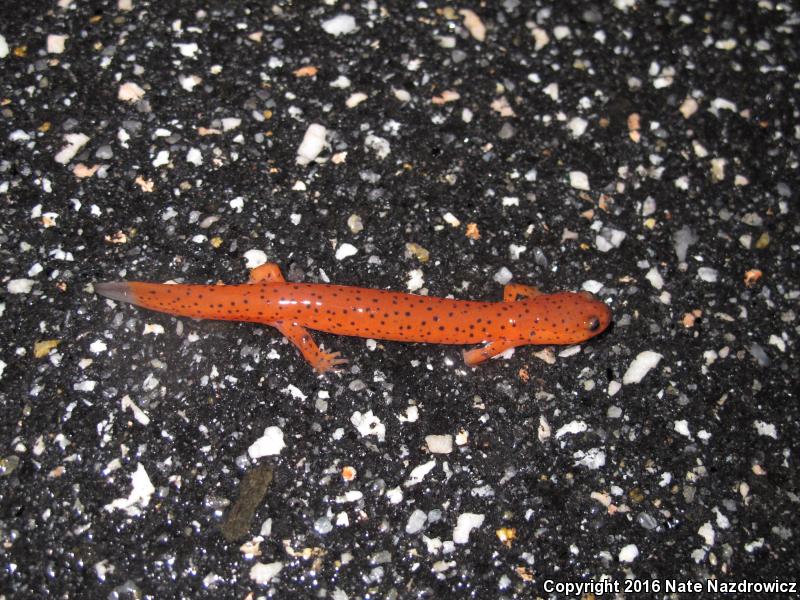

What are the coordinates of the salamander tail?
(95, 281, 138, 305)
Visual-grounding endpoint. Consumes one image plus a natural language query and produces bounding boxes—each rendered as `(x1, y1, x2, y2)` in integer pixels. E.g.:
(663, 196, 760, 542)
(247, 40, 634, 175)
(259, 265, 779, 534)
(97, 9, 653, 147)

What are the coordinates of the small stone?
(569, 171, 590, 191)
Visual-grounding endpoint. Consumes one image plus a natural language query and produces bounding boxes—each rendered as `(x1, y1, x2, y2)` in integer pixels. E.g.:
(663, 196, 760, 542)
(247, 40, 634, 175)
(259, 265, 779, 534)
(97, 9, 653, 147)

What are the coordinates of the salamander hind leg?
(249, 263, 285, 283)
(272, 320, 348, 374)
(463, 339, 523, 366)
(503, 283, 542, 302)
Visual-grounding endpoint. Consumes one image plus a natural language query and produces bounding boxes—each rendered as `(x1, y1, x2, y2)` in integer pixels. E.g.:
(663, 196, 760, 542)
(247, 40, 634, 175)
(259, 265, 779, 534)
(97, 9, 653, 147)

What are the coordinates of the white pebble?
(618, 544, 639, 563)
(753, 420, 777, 439)
(531, 27, 549, 50)
(9, 129, 31, 142)
(347, 214, 363, 233)
(493, 267, 513, 286)
(393, 88, 411, 102)
(443, 212, 461, 227)
(152, 150, 170, 167)
(538, 416, 551, 442)
(553, 25, 571, 40)
(645, 267, 664, 289)
(543, 82, 559, 101)
(47, 34, 68, 54)
(346, 92, 368, 108)
(710, 158, 727, 182)
(673, 226, 698, 262)
(768, 335, 785, 353)
(573, 447, 605, 469)
(425, 435, 453, 454)
(118, 82, 146, 103)
(296, 123, 327, 166)
(555, 420, 588, 439)
(244, 249, 267, 269)
(351, 410, 385, 441)
(385, 487, 403, 504)
(569, 171, 590, 191)
(697, 267, 718, 283)
(364, 134, 391, 159)
(229, 196, 244, 212)
(680, 97, 699, 118)
(121, 395, 150, 425)
(178, 74, 201, 91)
(186, 147, 203, 166)
(711, 97, 737, 112)
(458, 9, 486, 42)
(692, 141, 708, 158)
(174, 42, 199, 58)
(452, 512, 484, 544)
(89, 340, 107, 354)
(7, 279, 35, 294)
(74, 380, 97, 392)
(581, 280, 604, 294)
(674, 420, 691, 437)
(622, 351, 663, 384)
(405, 460, 436, 487)
(567, 117, 588, 137)
(405, 509, 428, 534)
(250, 562, 283, 586)
(406, 269, 424, 292)
(335, 243, 358, 260)
(0, 34, 8, 59)
(595, 228, 626, 253)
(715, 38, 737, 50)
(509, 244, 526, 260)
(103, 463, 155, 516)
(322, 14, 357, 36)
(330, 75, 351, 88)
(247, 426, 286, 459)
(698, 522, 715, 547)
(221, 117, 241, 131)
(54, 133, 90, 165)
(673, 175, 690, 190)
(143, 324, 164, 336)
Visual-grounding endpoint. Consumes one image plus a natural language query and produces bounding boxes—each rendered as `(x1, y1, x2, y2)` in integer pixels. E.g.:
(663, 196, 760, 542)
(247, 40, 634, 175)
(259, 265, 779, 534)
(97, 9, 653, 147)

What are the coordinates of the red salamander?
(95, 263, 612, 373)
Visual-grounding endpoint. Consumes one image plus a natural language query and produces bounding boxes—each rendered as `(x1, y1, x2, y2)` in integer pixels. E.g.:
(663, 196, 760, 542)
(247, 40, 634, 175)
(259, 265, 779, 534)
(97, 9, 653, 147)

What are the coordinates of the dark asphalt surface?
(1, 1, 798, 598)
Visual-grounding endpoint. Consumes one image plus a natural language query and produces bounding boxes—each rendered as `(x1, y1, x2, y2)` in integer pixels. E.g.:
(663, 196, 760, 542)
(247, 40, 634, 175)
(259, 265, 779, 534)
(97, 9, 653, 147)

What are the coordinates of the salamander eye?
(587, 316, 601, 332)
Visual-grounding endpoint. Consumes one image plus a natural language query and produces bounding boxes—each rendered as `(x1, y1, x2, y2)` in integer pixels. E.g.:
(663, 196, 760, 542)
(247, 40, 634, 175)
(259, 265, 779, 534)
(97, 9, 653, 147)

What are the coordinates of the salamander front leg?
(503, 283, 542, 302)
(249, 263, 285, 283)
(463, 339, 523, 366)
(272, 320, 348, 374)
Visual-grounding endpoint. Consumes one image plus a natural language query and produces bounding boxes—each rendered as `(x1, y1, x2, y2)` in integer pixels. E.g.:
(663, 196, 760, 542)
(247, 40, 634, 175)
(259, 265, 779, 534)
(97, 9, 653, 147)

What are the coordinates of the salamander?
(95, 262, 611, 373)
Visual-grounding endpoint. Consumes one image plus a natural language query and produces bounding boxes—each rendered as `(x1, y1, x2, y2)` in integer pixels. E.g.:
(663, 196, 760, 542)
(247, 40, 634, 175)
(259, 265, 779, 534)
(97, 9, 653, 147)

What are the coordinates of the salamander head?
(526, 291, 612, 345)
